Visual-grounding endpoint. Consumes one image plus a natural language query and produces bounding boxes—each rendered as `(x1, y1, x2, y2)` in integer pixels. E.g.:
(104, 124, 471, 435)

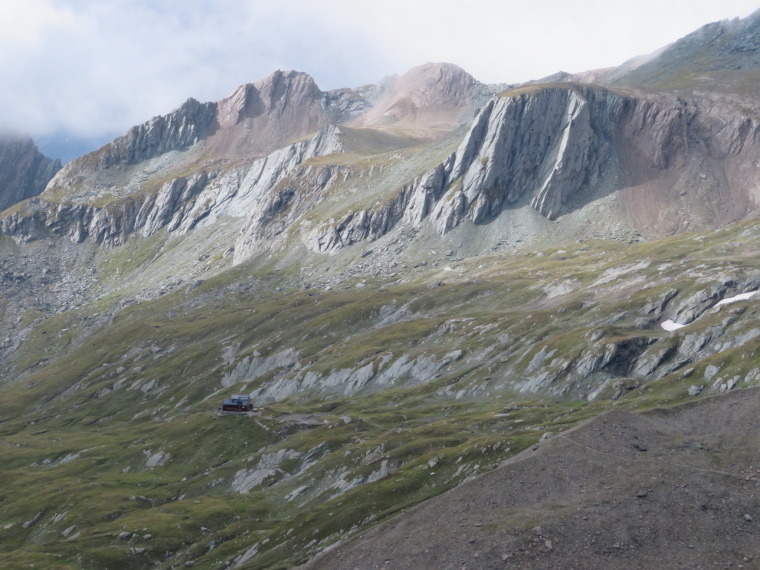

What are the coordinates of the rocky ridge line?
(1, 125, 343, 246)
(280, 83, 760, 258)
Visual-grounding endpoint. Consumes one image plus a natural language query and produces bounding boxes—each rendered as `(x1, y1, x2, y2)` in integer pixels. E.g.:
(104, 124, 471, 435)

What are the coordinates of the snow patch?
(661, 319, 686, 331)
(715, 291, 757, 307)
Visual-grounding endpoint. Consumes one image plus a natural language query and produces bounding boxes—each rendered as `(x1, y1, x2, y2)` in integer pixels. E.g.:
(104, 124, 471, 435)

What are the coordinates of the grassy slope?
(2, 215, 760, 567)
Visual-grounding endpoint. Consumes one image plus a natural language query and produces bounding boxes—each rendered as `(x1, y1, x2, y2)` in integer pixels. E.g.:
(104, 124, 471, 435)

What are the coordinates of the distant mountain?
(352, 62, 479, 136)
(0, 133, 61, 213)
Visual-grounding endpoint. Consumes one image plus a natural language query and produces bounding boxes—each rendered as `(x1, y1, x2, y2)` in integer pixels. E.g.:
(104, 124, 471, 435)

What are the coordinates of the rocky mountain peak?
(205, 70, 328, 159)
(254, 69, 322, 111)
(353, 61, 476, 136)
(217, 70, 322, 129)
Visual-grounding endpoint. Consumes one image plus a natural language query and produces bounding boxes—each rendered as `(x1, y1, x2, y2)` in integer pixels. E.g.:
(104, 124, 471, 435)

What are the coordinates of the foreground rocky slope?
(304, 387, 760, 570)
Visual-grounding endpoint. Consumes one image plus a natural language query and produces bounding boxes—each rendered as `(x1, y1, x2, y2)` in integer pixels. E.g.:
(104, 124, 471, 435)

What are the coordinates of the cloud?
(0, 0, 76, 46)
(327, 0, 760, 83)
(0, 0, 758, 142)
(0, 0, 400, 138)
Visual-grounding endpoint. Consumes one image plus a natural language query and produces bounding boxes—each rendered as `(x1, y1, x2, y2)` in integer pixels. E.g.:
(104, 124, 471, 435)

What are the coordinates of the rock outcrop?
(99, 98, 217, 169)
(1, 125, 343, 246)
(427, 85, 688, 229)
(0, 134, 61, 213)
(296, 82, 760, 255)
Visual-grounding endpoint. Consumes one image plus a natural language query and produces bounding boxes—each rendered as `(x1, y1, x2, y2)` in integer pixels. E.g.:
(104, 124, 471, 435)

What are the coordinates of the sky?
(1, 0, 759, 161)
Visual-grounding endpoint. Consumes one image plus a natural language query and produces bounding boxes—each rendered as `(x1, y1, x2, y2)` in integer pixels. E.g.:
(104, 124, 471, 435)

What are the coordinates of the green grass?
(4, 215, 760, 567)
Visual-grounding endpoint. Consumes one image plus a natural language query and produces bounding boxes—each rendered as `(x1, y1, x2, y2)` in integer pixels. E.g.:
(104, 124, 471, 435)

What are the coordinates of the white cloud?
(0, 0, 75, 46)
(327, 0, 760, 83)
(0, 0, 399, 138)
(0, 0, 758, 143)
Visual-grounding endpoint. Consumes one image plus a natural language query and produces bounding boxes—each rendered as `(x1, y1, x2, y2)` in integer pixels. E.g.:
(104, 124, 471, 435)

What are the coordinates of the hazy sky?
(1, 0, 759, 148)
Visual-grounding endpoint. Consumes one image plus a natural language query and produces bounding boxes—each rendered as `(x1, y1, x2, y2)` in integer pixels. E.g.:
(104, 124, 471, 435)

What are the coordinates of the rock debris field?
(303, 388, 760, 570)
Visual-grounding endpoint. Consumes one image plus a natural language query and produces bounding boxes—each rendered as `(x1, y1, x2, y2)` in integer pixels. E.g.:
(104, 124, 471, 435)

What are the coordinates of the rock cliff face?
(427, 85, 688, 230)
(100, 98, 217, 169)
(291, 83, 760, 257)
(7, 64, 760, 265)
(1, 125, 343, 246)
(0, 134, 61, 213)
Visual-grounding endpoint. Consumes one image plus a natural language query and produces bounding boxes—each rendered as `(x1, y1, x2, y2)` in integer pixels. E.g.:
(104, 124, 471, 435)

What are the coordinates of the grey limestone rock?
(96, 97, 216, 169)
(222, 348, 300, 388)
(0, 134, 61, 212)
(687, 385, 704, 396)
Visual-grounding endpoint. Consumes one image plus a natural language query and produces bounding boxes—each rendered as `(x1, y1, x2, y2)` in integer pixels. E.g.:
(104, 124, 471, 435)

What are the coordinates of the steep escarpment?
(409, 84, 693, 230)
(0, 134, 61, 212)
(282, 83, 760, 259)
(99, 97, 218, 169)
(1, 125, 343, 246)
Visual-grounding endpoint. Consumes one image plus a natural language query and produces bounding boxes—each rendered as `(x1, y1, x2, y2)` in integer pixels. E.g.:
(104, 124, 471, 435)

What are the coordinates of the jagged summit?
(208, 70, 329, 158)
(217, 70, 323, 130)
(40, 64, 485, 213)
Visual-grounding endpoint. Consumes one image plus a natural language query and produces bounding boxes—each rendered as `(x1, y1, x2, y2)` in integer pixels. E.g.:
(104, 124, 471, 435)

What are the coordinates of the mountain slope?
(0, 133, 61, 213)
(609, 8, 760, 96)
(4, 11, 760, 570)
(303, 387, 760, 570)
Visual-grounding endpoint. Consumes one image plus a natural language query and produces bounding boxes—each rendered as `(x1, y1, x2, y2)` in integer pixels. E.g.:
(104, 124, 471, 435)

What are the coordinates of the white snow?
(715, 291, 757, 307)
(661, 320, 686, 331)
(660, 290, 757, 331)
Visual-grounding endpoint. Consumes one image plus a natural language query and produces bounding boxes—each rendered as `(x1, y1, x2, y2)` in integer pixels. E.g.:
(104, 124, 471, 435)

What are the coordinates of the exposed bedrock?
(1, 125, 343, 247)
(0, 134, 61, 213)
(299, 84, 760, 255)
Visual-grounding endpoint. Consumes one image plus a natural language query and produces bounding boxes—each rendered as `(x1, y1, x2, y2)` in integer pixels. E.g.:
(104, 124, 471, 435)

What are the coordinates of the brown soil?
(353, 62, 475, 138)
(302, 388, 760, 569)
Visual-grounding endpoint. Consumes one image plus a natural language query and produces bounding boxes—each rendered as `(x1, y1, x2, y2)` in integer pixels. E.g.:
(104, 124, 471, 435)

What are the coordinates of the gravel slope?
(302, 388, 760, 569)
